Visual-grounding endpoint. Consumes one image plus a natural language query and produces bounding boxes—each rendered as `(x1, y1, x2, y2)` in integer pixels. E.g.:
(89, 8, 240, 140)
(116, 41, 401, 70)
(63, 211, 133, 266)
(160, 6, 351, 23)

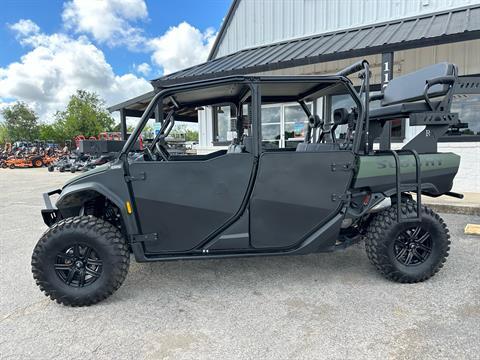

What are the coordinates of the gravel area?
(1, 168, 479, 360)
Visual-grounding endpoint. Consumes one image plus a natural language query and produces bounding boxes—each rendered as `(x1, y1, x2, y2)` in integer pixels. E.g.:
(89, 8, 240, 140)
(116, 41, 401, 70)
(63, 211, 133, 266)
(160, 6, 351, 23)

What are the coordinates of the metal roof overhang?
(153, 4, 480, 87)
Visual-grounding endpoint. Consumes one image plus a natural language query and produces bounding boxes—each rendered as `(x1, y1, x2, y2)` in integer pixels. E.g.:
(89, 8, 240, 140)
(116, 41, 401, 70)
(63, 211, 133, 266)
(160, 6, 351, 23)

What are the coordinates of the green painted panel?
(355, 153, 460, 179)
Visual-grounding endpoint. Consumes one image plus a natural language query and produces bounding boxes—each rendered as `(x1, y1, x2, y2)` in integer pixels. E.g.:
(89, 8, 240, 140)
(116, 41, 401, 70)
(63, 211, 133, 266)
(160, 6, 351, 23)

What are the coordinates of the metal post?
(379, 52, 394, 150)
(154, 103, 162, 123)
(119, 108, 127, 140)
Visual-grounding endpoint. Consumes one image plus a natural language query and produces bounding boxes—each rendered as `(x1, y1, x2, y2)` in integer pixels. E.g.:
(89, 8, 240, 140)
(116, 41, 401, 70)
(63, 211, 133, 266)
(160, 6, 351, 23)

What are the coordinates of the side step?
(379, 149, 422, 222)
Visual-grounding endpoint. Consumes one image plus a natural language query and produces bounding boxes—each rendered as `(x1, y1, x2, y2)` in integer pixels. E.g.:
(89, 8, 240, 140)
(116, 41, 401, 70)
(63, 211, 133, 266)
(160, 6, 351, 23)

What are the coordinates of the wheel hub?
(393, 226, 433, 266)
(54, 244, 103, 287)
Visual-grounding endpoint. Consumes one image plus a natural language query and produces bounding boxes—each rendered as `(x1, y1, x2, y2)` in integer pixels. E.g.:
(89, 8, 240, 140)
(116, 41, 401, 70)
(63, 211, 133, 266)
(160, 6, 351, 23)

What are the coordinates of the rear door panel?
(250, 151, 354, 249)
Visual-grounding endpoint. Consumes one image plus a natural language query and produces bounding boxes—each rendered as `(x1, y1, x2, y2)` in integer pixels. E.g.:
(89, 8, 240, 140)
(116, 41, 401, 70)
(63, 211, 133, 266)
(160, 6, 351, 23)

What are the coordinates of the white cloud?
(62, 0, 148, 48)
(9, 19, 40, 37)
(148, 22, 216, 75)
(134, 62, 151, 76)
(0, 30, 152, 122)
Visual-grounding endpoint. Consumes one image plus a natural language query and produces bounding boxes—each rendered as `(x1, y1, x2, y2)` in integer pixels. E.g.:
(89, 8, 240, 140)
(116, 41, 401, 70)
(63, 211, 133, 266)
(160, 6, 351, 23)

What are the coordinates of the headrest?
(308, 115, 322, 128)
(333, 108, 350, 125)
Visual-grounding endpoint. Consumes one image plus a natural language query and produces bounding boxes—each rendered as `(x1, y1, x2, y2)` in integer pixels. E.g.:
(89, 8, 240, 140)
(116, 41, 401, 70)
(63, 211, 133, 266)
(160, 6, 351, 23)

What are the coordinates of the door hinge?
(331, 162, 353, 172)
(125, 172, 146, 182)
(131, 233, 158, 243)
(331, 192, 351, 202)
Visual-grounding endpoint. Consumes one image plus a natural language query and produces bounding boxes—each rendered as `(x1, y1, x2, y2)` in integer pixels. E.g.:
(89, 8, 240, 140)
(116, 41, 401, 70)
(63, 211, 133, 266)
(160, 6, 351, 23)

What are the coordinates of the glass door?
(260, 103, 312, 149)
(284, 104, 310, 149)
(261, 105, 281, 150)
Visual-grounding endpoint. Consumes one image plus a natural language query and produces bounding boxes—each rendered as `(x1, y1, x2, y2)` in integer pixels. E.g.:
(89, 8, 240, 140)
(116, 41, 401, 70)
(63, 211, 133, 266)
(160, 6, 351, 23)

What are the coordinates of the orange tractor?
(1, 153, 57, 169)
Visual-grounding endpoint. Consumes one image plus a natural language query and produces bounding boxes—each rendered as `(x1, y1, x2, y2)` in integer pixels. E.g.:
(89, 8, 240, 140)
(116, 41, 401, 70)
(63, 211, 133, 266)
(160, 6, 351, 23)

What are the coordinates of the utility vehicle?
(32, 60, 462, 306)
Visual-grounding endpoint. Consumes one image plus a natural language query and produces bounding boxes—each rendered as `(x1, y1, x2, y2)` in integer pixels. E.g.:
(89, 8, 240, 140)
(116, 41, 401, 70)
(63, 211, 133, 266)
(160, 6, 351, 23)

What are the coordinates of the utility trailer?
(32, 60, 463, 306)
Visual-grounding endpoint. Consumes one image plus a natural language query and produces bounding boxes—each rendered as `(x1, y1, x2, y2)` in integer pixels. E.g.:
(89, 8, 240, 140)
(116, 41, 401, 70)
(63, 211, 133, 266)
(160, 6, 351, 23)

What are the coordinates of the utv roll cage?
(122, 59, 459, 159)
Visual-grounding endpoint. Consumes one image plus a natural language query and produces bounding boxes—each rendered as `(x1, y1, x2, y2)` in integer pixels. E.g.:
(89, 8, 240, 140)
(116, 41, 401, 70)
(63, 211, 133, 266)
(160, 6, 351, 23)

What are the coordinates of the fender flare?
(56, 182, 139, 235)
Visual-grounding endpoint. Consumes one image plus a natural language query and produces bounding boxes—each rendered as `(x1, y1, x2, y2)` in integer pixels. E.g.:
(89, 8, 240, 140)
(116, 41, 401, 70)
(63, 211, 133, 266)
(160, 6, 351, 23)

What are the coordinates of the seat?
(369, 101, 440, 120)
(296, 107, 351, 152)
(227, 144, 245, 153)
(381, 63, 455, 106)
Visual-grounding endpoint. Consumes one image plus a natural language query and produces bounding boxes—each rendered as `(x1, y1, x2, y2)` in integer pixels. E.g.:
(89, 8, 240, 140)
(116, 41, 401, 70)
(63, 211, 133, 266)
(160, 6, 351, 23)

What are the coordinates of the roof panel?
(153, 4, 480, 87)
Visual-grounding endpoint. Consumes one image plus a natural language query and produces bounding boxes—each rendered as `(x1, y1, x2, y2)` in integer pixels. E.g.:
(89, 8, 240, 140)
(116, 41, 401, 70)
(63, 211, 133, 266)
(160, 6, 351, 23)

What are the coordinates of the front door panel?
(250, 151, 354, 249)
(129, 154, 253, 253)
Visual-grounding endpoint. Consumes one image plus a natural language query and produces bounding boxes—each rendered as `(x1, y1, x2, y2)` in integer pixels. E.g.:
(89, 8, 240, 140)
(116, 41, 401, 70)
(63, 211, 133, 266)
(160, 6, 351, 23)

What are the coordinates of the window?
(213, 106, 233, 144)
(284, 104, 310, 148)
(441, 94, 480, 141)
(260, 103, 311, 149)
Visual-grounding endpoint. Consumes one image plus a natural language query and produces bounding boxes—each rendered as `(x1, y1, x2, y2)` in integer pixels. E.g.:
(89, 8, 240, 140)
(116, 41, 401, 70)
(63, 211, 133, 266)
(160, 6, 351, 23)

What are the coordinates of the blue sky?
(0, 0, 231, 121)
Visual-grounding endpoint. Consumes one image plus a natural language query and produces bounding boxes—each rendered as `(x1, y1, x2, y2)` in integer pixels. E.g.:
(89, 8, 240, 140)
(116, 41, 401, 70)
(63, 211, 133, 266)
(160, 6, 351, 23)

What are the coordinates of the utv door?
(250, 151, 354, 249)
(128, 153, 253, 253)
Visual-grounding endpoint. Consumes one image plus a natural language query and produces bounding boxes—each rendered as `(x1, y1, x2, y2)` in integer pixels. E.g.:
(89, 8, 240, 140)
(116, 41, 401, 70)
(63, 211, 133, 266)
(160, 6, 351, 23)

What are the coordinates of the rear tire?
(31, 216, 130, 306)
(32, 157, 44, 168)
(9, 164, 15, 169)
(48, 166, 54, 172)
(365, 200, 450, 283)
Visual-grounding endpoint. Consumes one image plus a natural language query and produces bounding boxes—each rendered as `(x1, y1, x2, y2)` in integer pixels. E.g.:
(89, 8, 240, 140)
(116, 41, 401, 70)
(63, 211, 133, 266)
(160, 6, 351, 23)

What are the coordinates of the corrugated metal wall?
(215, 0, 479, 58)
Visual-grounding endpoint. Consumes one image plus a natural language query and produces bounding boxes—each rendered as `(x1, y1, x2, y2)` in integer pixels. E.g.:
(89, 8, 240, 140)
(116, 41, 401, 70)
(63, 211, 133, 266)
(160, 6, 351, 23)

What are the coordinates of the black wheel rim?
(54, 244, 103, 287)
(394, 226, 433, 266)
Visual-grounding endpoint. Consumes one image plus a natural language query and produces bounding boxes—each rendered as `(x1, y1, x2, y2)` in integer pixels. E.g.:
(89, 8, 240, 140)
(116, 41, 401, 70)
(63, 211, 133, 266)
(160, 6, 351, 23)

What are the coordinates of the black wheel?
(1, 162, 7, 169)
(31, 216, 130, 306)
(9, 164, 15, 169)
(365, 201, 450, 283)
(70, 167, 76, 173)
(59, 167, 65, 172)
(48, 166, 54, 172)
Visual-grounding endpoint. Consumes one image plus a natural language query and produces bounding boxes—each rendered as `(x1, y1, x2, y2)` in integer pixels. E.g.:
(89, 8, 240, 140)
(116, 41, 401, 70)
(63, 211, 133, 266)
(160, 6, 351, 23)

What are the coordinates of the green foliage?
(0, 91, 114, 145)
(54, 90, 115, 140)
(171, 124, 199, 142)
(0, 123, 9, 144)
(1, 102, 39, 141)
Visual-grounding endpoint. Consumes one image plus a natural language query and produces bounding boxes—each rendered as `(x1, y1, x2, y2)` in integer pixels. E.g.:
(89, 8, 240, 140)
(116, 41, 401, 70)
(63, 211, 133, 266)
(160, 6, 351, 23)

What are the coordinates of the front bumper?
(41, 189, 61, 226)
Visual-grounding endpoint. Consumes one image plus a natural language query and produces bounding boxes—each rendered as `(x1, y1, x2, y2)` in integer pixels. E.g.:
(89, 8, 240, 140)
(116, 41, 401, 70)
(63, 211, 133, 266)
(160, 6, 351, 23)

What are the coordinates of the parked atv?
(32, 60, 462, 306)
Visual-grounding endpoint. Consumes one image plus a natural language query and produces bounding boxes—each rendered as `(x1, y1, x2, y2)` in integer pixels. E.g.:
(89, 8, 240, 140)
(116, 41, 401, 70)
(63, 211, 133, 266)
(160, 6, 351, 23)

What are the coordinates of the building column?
(379, 52, 394, 150)
(119, 108, 127, 140)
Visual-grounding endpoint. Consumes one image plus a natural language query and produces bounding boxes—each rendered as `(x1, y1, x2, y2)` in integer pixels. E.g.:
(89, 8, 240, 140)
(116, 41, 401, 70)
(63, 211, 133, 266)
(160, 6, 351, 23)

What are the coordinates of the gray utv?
(32, 60, 462, 306)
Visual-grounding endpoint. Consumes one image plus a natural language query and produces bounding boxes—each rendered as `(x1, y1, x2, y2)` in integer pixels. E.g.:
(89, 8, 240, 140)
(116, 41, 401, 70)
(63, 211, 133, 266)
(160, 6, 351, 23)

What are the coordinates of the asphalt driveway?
(1, 169, 479, 359)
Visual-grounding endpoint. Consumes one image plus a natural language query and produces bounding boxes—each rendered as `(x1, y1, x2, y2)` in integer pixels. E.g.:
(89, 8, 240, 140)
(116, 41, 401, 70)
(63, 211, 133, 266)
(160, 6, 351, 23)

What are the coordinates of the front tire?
(31, 216, 130, 306)
(365, 201, 450, 283)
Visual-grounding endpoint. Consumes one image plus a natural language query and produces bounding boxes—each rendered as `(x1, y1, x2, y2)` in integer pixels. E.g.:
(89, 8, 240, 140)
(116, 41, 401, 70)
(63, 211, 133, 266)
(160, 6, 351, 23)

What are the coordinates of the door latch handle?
(125, 172, 146, 182)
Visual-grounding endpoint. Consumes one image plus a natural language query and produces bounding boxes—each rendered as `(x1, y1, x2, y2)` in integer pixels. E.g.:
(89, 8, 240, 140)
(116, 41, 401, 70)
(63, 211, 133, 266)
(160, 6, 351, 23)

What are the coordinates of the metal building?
(109, 0, 480, 192)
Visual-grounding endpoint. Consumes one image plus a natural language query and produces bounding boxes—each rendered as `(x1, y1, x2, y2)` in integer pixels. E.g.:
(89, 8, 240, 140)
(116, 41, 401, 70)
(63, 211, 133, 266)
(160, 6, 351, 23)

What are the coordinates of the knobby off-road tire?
(32, 216, 130, 306)
(365, 201, 450, 283)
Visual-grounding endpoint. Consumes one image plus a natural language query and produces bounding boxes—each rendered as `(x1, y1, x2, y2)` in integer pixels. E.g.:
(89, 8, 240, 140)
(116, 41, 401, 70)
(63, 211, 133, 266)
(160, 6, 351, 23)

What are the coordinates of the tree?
(54, 90, 115, 140)
(171, 124, 199, 142)
(38, 123, 66, 144)
(0, 123, 9, 144)
(1, 102, 39, 141)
